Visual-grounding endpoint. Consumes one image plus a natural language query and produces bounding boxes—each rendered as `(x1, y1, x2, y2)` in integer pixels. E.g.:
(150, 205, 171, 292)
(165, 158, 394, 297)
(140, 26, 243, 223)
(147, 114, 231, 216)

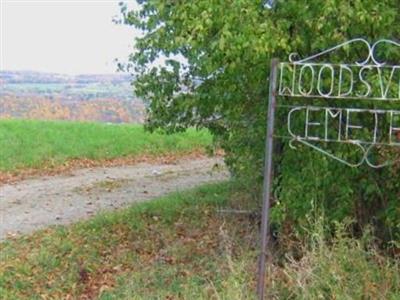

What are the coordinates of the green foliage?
(0, 120, 212, 171)
(122, 0, 400, 240)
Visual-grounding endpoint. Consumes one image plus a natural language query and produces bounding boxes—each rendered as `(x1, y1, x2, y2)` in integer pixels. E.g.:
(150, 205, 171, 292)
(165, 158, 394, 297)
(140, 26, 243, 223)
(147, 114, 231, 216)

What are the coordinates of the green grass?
(1, 182, 399, 299)
(0, 119, 212, 171)
(0, 182, 237, 299)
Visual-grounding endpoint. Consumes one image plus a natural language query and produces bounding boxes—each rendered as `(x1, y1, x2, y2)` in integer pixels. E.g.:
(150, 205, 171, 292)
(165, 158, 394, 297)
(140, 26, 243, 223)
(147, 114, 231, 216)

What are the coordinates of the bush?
(122, 0, 400, 241)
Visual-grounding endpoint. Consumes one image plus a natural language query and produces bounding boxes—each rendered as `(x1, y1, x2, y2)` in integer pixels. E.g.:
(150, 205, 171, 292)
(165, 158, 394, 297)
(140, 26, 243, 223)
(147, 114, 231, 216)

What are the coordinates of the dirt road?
(0, 157, 228, 240)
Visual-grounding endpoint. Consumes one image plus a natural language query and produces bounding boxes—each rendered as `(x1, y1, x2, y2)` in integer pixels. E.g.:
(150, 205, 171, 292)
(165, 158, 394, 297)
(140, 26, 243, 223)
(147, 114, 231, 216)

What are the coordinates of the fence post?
(257, 58, 279, 300)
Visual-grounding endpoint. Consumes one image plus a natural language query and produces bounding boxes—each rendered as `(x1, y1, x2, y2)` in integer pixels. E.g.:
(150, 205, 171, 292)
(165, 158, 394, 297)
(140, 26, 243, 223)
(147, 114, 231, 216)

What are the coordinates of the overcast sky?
(0, 0, 139, 74)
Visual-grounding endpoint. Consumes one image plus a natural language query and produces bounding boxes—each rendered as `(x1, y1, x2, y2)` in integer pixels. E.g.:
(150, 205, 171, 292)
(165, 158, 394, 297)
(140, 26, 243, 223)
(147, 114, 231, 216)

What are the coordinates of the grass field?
(1, 182, 398, 299)
(0, 119, 212, 172)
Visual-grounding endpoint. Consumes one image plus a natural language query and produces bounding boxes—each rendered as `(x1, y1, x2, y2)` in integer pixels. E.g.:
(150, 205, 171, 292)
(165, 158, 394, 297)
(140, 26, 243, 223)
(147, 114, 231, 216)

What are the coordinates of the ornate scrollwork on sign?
(288, 38, 400, 66)
(279, 38, 400, 101)
(276, 39, 400, 168)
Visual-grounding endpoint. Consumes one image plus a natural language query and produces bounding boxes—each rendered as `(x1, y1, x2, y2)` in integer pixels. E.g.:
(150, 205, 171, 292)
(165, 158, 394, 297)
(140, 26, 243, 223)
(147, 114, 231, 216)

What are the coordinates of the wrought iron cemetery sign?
(257, 39, 400, 299)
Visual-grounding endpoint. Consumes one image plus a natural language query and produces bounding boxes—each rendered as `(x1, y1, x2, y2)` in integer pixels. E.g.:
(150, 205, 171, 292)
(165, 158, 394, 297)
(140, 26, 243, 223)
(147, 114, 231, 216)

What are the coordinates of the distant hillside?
(0, 70, 131, 84)
(0, 70, 145, 123)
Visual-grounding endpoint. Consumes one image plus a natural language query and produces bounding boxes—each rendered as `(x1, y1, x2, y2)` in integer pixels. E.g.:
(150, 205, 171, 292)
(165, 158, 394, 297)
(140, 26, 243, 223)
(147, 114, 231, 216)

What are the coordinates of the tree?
(122, 0, 400, 240)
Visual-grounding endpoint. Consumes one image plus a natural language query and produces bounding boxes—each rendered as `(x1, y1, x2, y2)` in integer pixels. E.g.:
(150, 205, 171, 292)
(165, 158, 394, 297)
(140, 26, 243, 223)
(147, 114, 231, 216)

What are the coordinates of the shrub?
(121, 0, 400, 240)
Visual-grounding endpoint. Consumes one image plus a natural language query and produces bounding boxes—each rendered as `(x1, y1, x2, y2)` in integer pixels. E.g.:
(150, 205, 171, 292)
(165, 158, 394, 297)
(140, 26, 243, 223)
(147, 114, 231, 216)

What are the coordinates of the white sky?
(0, 0, 139, 74)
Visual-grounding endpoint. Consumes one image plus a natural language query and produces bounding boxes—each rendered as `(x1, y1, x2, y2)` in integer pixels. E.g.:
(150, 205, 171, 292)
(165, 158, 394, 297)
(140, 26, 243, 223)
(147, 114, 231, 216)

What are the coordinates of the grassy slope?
(1, 182, 399, 299)
(0, 120, 212, 171)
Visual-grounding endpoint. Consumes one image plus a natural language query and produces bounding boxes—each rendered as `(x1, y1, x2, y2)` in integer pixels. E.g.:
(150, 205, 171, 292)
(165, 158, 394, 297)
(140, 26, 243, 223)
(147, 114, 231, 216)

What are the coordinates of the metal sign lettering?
(278, 38, 400, 169)
(279, 39, 400, 101)
(258, 39, 400, 300)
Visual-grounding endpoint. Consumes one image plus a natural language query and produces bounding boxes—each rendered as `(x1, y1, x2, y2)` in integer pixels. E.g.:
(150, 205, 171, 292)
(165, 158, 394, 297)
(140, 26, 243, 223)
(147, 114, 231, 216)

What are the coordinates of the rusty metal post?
(257, 58, 279, 300)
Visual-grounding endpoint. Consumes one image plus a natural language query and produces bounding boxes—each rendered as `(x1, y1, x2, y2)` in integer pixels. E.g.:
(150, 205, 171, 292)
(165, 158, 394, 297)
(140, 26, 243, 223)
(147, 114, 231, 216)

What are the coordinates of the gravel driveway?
(0, 157, 228, 240)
